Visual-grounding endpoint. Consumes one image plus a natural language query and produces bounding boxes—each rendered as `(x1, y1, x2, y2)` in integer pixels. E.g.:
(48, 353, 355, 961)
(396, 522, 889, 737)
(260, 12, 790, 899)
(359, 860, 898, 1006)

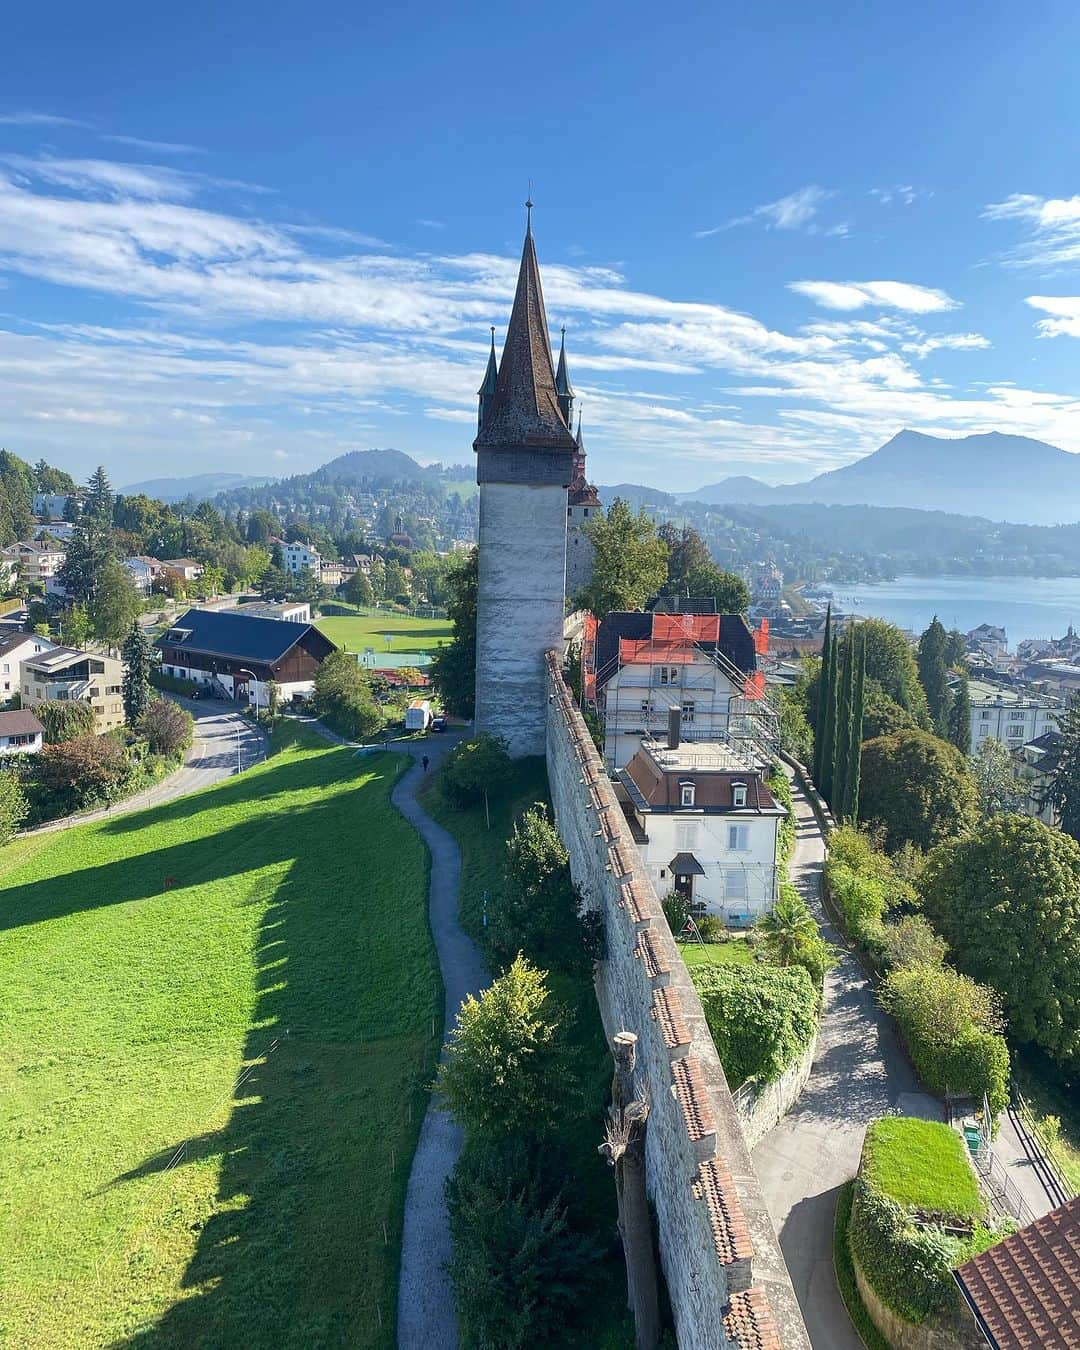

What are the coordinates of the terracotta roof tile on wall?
(692, 1156, 754, 1268)
(651, 986, 691, 1050)
(619, 879, 653, 923)
(723, 1288, 782, 1350)
(670, 1055, 717, 1143)
(635, 926, 670, 980)
(608, 839, 637, 879)
(955, 1195, 1080, 1349)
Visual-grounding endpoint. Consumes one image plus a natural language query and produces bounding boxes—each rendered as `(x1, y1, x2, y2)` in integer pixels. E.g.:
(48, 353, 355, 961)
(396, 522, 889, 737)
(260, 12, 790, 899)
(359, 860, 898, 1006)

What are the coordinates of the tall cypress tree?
(814, 604, 833, 783)
(948, 672, 972, 754)
(820, 628, 839, 802)
(917, 614, 952, 734)
(833, 632, 855, 813)
(844, 628, 866, 821)
(122, 620, 154, 725)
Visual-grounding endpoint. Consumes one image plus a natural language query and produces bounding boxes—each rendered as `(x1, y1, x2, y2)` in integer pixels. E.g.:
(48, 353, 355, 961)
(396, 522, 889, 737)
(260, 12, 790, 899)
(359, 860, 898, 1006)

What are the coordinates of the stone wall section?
(734, 1033, 818, 1153)
(853, 1254, 984, 1350)
(545, 655, 811, 1350)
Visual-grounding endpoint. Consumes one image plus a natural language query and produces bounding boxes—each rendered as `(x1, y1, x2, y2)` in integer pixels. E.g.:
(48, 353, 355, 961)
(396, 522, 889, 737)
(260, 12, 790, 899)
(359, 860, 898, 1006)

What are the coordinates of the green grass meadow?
(678, 938, 755, 971)
(316, 607, 452, 657)
(862, 1117, 982, 1220)
(0, 723, 439, 1349)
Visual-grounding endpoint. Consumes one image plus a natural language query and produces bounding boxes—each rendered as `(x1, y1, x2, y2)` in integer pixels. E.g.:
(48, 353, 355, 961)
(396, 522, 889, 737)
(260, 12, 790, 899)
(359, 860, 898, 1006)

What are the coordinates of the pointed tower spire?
(555, 324, 574, 428)
(477, 326, 498, 432)
(473, 210, 577, 452)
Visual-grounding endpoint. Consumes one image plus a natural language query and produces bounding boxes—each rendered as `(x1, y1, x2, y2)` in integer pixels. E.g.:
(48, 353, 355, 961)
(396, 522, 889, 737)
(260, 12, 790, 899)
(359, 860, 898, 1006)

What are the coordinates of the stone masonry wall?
(475, 481, 568, 757)
(735, 1033, 818, 1154)
(545, 655, 811, 1350)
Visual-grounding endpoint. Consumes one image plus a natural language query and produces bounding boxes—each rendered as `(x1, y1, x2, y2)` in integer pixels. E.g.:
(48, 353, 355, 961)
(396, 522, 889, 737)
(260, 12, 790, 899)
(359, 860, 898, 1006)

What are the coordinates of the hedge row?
(150, 671, 202, 697)
(848, 1179, 962, 1324)
(690, 962, 817, 1087)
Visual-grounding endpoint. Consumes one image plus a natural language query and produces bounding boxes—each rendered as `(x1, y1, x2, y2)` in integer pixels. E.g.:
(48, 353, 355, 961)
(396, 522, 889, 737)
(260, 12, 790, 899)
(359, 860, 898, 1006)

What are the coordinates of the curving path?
(751, 767, 941, 1350)
(390, 732, 486, 1350)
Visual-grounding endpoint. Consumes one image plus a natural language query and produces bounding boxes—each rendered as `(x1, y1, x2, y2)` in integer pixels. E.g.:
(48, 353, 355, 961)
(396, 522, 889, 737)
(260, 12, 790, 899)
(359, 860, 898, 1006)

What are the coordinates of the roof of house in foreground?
(955, 1194, 1080, 1348)
(155, 607, 334, 666)
(0, 709, 45, 736)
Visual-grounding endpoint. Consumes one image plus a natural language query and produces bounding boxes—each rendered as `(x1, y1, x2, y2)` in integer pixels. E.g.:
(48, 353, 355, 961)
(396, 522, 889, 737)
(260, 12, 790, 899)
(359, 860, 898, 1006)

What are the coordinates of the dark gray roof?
(154, 607, 334, 666)
(473, 225, 577, 453)
(0, 709, 44, 736)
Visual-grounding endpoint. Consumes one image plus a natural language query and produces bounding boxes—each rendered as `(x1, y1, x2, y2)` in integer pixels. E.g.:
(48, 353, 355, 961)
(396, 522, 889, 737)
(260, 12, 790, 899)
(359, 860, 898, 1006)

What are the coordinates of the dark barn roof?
(155, 608, 335, 667)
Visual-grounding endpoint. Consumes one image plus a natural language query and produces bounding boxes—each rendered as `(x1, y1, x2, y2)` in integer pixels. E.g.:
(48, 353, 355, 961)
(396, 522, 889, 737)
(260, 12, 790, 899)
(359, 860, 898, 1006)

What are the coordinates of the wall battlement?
(545, 653, 811, 1350)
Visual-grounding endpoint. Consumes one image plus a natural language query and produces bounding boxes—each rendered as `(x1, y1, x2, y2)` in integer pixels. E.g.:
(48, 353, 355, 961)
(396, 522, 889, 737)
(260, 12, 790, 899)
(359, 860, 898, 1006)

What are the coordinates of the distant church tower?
(565, 410, 601, 602)
(473, 205, 577, 757)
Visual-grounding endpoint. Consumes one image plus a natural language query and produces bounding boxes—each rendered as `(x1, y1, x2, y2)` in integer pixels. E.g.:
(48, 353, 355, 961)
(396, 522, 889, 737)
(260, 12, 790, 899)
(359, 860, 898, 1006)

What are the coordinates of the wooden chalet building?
(155, 607, 336, 706)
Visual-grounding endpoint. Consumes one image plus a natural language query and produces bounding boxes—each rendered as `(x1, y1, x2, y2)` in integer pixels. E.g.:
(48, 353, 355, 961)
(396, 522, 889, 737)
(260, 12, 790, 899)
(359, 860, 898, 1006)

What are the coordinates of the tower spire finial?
(526, 181, 533, 233)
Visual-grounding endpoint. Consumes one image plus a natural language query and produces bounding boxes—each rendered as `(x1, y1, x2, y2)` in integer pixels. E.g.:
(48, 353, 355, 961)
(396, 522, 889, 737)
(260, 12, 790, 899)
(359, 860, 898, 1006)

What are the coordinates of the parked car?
(430, 715, 447, 733)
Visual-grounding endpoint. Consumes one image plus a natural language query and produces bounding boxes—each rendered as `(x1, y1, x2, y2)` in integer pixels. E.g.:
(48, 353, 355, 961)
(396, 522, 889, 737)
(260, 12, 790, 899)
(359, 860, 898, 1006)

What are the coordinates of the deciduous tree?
(859, 729, 978, 852)
(137, 698, 194, 758)
(430, 547, 477, 719)
(575, 498, 669, 616)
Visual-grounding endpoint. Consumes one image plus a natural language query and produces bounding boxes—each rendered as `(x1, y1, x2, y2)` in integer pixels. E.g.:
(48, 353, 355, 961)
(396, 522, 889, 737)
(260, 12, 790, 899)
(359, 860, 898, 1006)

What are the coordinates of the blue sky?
(5, 1, 1080, 489)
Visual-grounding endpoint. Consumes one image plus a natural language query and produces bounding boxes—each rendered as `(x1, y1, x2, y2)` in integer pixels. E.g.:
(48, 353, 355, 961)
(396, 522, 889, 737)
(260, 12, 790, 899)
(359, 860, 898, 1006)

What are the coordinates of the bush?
(691, 962, 817, 1087)
(36, 699, 96, 744)
(766, 768, 796, 870)
(826, 861, 887, 947)
(661, 891, 693, 937)
(150, 670, 201, 697)
(833, 1182, 891, 1350)
(438, 955, 568, 1141)
(440, 733, 512, 808)
(757, 884, 834, 988)
(880, 963, 1009, 1115)
(848, 1180, 961, 1324)
(880, 915, 947, 971)
(446, 1134, 602, 1350)
(696, 913, 725, 943)
(30, 734, 138, 819)
(137, 698, 194, 759)
(859, 729, 978, 852)
(0, 768, 28, 843)
(312, 649, 384, 741)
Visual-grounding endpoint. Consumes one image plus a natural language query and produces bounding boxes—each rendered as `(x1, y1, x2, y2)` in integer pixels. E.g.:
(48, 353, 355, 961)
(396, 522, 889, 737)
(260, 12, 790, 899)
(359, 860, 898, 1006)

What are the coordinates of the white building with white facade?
(617, 727, 785, 927)
(968, 677, 1062, 750)
(283, 541, 322, 576)
(0, 631, 57, 704)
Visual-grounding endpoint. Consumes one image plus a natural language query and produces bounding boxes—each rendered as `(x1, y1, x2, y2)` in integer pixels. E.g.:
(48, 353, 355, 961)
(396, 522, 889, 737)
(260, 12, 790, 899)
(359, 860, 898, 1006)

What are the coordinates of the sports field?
(316, 606, 452, 657)
(0, 723, 438, 1349)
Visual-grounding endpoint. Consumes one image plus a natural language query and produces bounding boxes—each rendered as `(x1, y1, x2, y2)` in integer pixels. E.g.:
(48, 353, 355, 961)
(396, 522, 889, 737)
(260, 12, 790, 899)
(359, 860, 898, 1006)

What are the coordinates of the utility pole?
(599, 1031, 660, 1350)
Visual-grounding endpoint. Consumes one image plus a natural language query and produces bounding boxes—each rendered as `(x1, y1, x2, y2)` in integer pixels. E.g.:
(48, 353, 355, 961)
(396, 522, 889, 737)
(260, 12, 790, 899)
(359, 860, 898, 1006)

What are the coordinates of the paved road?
(993, 1105, 1062, 1221)
(24, 697, 266, 834)
(752, 768, 942, 1350)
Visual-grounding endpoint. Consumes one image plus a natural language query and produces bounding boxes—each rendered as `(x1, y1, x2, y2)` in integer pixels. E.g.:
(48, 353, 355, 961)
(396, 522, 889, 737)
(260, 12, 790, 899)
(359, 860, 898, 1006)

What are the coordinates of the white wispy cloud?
(696, 185, 837, 238)
(0, 111, 91, 128)
(789, 279, 960, 313)
(984, 193, 1080, 268)
(100, 134, 204, 155)
(417, 218, 445, 230)
(869, 185, 929, 207)
(1025, 294, 1080, 338)
(0, 152, 1078, 479)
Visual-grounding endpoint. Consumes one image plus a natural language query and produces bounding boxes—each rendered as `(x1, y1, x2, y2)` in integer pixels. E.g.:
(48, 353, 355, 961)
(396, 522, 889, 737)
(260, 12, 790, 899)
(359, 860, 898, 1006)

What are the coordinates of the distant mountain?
(121, 471, 275, 502)
(682, 431, 1080, 526)
(598, 482, 677, 510)
(307, 448, 430, 485)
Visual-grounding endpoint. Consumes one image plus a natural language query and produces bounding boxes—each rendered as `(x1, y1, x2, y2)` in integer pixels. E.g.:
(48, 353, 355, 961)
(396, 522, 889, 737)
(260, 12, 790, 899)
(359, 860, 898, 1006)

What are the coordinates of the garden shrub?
(766, 767, 796, 870)
(690, 963, 817, 1087)
(150, 670, 201, 697)
(848, 1180, 962, 1324)
(879, 914, 947, 971)
(440, 732, 512, 807)
(826, 860, 887, 948)
(446, 1134, 602, 1350)
(661, 891, 693, 937)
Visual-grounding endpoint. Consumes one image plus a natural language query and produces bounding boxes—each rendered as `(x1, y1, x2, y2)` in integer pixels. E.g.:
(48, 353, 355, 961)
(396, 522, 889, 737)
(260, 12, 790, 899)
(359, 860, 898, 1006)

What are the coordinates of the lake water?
(824, 575, 1080, 644)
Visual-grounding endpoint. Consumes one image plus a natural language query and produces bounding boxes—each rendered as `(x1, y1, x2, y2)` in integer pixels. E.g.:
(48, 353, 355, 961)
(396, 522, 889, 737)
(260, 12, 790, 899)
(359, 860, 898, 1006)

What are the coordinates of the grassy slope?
(316, 608, 452, 655)
(422, 762, 635, 1350)
(862, 1117, 982, 1221)
(0, 723, 439, 1350)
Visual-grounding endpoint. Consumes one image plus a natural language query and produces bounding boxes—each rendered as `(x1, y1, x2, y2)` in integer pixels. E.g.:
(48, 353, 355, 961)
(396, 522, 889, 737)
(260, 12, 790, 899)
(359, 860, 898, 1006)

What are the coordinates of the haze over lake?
(825, 575, 1080, 645)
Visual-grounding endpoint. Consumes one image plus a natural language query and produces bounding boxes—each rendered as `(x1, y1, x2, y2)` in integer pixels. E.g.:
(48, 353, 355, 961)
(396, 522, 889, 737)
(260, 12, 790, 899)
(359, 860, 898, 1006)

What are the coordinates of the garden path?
(752, 765, 942, 1350)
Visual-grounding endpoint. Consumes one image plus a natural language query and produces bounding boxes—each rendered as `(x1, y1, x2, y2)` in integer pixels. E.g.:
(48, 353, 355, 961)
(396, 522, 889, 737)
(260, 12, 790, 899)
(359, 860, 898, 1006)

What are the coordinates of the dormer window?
(731, 782, 747, 808)
(679, 780, 696, 808)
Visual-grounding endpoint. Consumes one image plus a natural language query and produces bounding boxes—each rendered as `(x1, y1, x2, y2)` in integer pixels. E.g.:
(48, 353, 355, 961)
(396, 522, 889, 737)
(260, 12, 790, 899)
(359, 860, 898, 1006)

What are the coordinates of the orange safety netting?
(743, 670, 766, 699)
(754, 618, 769, 655)
(650, 613, 721, 644)
(619, 638, 699, 665)
(582, 612, 598, 702)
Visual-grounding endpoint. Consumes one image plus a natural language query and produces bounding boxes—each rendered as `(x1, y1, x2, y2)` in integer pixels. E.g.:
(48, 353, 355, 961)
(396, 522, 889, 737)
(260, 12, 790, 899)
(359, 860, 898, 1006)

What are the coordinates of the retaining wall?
(546, 655, 811, 1350)
(735, 1032, 818, 1153)
(853, 1254, 984, 1350)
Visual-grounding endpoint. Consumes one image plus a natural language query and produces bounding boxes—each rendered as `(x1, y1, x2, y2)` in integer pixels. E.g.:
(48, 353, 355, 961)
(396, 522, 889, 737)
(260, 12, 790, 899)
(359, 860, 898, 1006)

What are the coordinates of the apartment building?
(20, 646, 125, 733)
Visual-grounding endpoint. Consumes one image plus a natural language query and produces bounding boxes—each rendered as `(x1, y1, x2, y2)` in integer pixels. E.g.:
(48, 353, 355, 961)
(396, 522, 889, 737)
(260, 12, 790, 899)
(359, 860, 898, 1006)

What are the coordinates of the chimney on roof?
(667, 706, 681, 751)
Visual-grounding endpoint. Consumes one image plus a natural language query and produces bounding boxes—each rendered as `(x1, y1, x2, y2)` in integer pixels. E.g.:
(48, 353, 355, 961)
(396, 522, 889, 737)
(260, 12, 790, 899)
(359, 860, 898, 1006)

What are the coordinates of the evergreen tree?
(820, 629, 839, 802)
(843, 628, 866, 821)
(56, 509, 115, 602)
(948, 673, 972, 754)
(1041, 695, 1080, 840)
(813, 605, 832, 784)
(917, 615, 952, 733)
(833, 632, 855, 814)
(85, 465, 114, 524)
(122, 621, 154, 724)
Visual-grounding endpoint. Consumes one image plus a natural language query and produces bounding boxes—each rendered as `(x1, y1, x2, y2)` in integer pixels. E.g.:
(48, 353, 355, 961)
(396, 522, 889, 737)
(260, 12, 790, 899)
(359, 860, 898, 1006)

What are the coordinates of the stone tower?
(473, 208, 577, 757)
(565, 414, 601, 602)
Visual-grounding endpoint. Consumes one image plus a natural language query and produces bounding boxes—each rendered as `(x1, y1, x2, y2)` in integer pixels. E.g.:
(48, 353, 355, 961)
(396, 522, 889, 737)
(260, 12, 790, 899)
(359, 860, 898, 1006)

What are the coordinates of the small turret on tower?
(555, 326, 574, 429)
(476, 327, 498, 433)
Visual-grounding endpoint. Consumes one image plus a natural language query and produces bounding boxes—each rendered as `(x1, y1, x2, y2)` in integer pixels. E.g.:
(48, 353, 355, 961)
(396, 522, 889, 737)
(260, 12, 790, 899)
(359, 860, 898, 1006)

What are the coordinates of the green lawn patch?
(0, 722, 439, 1349)
(678, 939, 755, 970)
(316, 609, 452, 656)
(862, 1117, 982, 1221)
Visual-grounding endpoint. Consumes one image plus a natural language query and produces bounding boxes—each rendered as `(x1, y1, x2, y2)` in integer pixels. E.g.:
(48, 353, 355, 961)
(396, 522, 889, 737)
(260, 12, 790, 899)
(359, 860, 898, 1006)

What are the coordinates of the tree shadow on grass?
(4, 744, 439, 1350)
